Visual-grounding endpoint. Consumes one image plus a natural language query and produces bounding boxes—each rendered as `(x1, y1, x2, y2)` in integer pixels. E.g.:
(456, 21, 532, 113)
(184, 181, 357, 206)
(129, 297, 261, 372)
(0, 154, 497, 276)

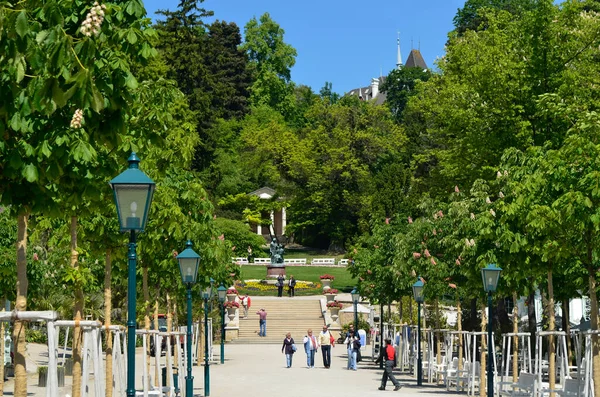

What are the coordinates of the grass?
(236, 265, 356, 296)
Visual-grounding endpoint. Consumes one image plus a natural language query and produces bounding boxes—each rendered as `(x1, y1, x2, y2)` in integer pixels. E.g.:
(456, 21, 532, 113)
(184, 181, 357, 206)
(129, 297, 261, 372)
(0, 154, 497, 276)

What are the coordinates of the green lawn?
(236, 265, 356, 296)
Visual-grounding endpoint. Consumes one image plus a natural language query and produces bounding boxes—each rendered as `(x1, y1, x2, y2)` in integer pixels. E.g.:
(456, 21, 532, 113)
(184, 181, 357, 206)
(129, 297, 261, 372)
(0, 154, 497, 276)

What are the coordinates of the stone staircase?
(233, 297, 325, 344)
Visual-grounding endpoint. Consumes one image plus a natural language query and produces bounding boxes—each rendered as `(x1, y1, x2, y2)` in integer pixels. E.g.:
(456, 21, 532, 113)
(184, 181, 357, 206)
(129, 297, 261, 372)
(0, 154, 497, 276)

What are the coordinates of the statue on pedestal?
(269, 238, 285, 266)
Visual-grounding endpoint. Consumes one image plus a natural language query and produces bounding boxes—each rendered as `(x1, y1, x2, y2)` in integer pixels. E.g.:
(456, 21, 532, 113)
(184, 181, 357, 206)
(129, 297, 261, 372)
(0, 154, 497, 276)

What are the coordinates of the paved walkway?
(3, 342, 468, 397)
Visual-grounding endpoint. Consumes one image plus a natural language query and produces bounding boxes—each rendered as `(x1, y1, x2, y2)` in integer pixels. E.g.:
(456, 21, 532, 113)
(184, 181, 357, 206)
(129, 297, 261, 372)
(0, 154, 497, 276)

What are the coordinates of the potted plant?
(327, 300, 343, 325)
(224, 300, 240, 321)
(323, 288, 338, 302)
(38, 365, 48, 387)
(319, 274, 335, 291)
(226, 288, 238, 302)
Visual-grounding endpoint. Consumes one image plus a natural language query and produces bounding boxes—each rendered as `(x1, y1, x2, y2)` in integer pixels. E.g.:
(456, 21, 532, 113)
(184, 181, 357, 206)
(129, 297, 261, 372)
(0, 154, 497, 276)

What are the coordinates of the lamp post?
(217, 284, 226, 364)
(412, 277, 424, 386)
(176, 241, 200, 397)
(202, 281, 213, 396)
(110, 153, 155, 397)
(350, 287, 360, 332)
(481, 264, 502, 397)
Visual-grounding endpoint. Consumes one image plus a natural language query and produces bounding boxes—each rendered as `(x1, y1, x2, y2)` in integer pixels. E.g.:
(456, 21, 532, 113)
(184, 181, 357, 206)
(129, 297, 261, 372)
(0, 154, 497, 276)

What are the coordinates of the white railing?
(310, 258, 336, 266)
(254, 258, 271, 264)
(284, 258, 307, 265)
(231, 257, 249, 264)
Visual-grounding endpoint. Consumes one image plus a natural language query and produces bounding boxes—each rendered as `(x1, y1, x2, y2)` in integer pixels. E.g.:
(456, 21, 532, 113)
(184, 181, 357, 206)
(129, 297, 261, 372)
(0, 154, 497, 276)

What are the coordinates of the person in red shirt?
(376, 338, 402, 391)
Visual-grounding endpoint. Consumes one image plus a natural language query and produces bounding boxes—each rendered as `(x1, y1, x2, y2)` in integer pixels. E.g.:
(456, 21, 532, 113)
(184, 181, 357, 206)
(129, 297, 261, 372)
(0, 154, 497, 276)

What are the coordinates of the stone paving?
(2, 341, 469, 397)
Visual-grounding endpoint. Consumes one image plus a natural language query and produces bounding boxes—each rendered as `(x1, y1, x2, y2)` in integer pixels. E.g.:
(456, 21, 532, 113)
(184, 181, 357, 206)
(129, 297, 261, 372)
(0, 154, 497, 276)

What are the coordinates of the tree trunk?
(480, 302, 487, 397)
(104, 248, 113, 397)
(435, 299, 442, 384)
(143, 266, 151, 391)
(512, 291, 519, 383)
(399, 298, 403, 322)
(457, 297, 463, 372)
(588, 264, 600, 397)
(13, 212, 29, 397)
(70, 216, 83, 397)
(547, 268, 556, 397)
(562, 300, 571, 366)
(527, 291, 537, 354)
(471, 298, 478, 331)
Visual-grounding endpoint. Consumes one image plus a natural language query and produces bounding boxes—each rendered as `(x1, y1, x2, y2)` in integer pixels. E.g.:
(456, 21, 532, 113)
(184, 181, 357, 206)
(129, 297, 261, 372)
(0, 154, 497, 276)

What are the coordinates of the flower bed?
(235, 280, 316, 292)
(319, 274, 335, 280)
(326, 300, 343, 309)
(223, 301, 240, 308)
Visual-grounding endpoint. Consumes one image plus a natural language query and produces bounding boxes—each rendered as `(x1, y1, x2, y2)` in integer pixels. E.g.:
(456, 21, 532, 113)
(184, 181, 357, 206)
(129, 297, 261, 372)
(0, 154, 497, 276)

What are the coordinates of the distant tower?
(396, 32, 403, 70)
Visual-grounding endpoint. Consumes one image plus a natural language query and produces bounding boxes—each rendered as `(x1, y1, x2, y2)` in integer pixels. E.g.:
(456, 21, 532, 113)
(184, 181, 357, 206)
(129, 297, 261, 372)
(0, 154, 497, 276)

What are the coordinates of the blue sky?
(143, 0, 467, 94)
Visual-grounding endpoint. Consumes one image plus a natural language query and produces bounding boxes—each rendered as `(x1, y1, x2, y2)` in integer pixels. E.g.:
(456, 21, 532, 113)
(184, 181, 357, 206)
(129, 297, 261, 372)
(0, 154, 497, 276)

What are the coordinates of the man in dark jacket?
(376, 338, 402, 391)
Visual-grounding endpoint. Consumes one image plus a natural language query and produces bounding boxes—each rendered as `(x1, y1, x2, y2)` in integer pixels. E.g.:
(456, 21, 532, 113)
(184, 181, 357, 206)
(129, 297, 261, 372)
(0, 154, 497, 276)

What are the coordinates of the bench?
(231, 257, 249, 265)
(283, 258, 307, 265)
(545, 378, 581, 397)
(498, 372, 536, 397)
(310, 258, 336, 266)
(253, 258, 271, 265)
(338, 259, 349, 266)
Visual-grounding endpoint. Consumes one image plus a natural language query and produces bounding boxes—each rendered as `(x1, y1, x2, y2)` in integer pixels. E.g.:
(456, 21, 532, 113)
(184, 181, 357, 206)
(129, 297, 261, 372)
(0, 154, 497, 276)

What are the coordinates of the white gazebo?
(248, 187, 287, 238)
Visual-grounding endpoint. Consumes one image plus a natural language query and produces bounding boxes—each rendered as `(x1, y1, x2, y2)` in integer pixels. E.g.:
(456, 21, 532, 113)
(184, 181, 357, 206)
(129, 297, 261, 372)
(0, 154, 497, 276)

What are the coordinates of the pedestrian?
(318, 325, 334, 368)
(276, 274, 285, 297)
(376, 338, 402, 391)
(303, 329, 319, 368)
(281, 332, 296, 368)
(344, 330, 359, 370)
(240, 294, 249, 318)
(288, 275, 296, 297)
(256, 308, 267, 337)
(247, 245, 253, 263)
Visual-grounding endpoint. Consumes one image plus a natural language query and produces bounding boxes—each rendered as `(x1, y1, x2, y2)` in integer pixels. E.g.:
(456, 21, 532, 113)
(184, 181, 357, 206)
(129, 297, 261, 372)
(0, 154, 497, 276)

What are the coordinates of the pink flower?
(430, 257, 436, 265)
(367, 270, 372, 274)
(33, 253, 39, 261)
(231, 246, 236, 251)
(413, 252, 421, 259)
(374, 245, 379, 248)
(213, 214, 217, 219)
(438, 210, 444, 218)
(432, 229, 437, 235)
(385, 217, 390, 224)
(360, 277, 364, 281)
(172, 251, 178, 258)
(448, 283, 457, 289)
(455, 259, 461, 265)
(353, 248, 358, 254)
(499, 191, 505, 198)
(470, 213, 475, 220)
(455, 185, 460, 193)
(424, 249, 431, 258)
(408, 216, 413, 224)
(218, 234, 225, 241)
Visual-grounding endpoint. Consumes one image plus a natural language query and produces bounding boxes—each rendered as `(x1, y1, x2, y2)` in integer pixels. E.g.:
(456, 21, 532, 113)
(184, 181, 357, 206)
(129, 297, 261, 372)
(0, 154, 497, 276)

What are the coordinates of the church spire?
(396, 32, 403, 69)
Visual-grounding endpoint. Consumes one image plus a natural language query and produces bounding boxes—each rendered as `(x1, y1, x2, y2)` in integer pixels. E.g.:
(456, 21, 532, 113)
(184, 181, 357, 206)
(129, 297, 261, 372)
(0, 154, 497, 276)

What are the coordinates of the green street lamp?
(202, 280, 214, 396)
(350, 287, 360, 332)
(482, 264, 502, 397)
(176, 241, 200, 397)
(110, 153, 155, 397)
(412, 277, 424, 386)
(217, 284, 227, 364)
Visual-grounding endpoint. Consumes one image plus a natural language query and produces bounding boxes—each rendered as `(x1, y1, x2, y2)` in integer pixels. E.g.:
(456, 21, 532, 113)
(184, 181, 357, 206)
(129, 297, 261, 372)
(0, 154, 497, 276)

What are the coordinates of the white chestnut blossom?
(70, 109, 84, 128)
(81, 2, 106, 37)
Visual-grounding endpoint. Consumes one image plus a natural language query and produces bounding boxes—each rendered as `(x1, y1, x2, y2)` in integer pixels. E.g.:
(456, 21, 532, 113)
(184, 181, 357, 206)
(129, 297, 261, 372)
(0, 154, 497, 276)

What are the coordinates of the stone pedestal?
(329, 308, 340, 326)
(266, 265, 286, 279)
(226, 294, 236, 302)
(324, 293, 336, 303)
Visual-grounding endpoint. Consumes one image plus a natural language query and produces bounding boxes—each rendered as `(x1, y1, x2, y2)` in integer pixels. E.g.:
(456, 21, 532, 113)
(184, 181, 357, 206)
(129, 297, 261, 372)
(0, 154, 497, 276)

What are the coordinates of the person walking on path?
(303, 329, 319, 368)
(287, 275, 297, 297)
(318, 325, 333, 368)
(276, 275, 285, 297)
(281, 332, 296, 368)
(256, 308, 267, 337)
(344, 330, 359, 370)
(376, 338, 402, 391)
(239, 294, 250, 318)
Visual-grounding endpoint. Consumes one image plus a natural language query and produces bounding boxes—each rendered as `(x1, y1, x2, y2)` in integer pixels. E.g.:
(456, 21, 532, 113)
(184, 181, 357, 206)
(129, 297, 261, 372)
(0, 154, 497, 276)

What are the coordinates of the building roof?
(405, 49, 428, 69)
(346, 76, 387, 102)
(248, 187, 276, 199)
